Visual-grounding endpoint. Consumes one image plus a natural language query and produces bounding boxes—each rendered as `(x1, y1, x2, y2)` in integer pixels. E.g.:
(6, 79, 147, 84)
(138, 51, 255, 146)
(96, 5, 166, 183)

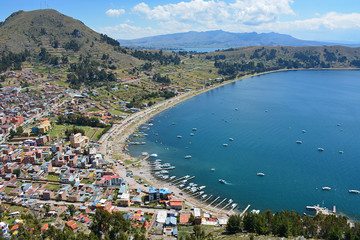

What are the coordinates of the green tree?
(43, 205, 50, 215)
(226, 214, 242, 234)
(13, 168, 21, 177)
(67, 204, 76, 217)
(9, 129, 16, 137)
(16, 126, 23, 136)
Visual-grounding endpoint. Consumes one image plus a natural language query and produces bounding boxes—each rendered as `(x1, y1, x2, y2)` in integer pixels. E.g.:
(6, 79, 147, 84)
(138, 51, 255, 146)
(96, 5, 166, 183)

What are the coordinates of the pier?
(228, 204, 238, 214)
(240, 204, 251, 217)
(171, 175, 190, 184)
(206, 196, 220, 208)
(221, 199, 233, 210)
(213, 198, 227, 210)
(204, 195, 213, 202)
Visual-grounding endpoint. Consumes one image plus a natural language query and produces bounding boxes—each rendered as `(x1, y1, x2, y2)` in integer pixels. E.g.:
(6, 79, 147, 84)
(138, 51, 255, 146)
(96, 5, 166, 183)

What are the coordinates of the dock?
(228, 204, 238, 214)
(206, 196, 220, 208)
(240, 204, 251, 217)
(221, 200, 233, 210)
(174, 176, 195, 186)
(171, 175, 190, 184)
(212, 198, 227, 210)
(204, 195, 213, 202)
(306, 205, 336, 215)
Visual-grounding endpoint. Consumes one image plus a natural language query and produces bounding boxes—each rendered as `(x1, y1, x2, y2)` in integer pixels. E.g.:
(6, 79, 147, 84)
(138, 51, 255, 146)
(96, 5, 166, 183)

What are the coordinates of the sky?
(1, 0, 360, 42)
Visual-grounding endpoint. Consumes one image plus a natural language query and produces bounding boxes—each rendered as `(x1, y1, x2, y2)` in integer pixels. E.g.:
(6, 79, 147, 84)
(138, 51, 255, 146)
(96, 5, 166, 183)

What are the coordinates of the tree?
(13, 168, 21, 177)
(188, 213, 195, 225)
(43, 205, 50, 215)
(226, 214, 242, 234)
(9, 129, 16, 137)
(192, 225, 205, 239)
(67, 204, 76, 217)
(16, 126, 23, 136)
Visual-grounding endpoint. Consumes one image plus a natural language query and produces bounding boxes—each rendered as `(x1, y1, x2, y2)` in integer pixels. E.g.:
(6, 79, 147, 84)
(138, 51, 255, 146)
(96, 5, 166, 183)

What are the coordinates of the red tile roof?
(66, 220, 78, 230)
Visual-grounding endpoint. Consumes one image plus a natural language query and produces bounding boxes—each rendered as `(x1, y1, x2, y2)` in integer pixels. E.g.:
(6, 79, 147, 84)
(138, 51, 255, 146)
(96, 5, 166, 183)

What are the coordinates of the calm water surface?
(128, 70, 360, 219)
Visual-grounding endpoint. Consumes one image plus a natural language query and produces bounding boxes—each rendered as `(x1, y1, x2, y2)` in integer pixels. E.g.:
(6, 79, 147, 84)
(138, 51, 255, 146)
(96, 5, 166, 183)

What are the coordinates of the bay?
(128, 70, 360, 219)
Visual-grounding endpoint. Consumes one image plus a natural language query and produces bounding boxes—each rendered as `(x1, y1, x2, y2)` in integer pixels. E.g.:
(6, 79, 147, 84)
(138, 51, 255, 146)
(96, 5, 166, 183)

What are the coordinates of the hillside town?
(0, 69, 230, 239)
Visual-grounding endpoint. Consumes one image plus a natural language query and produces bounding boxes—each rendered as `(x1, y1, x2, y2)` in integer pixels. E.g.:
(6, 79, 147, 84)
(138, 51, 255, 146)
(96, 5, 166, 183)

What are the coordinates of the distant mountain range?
(119, 30, 358, 49)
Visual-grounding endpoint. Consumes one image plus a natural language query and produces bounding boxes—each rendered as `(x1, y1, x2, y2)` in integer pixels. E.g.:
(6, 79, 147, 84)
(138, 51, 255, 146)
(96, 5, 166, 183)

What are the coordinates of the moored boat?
(184, 155, 192, 159)
(317, 148, 324, 151)
(257, 173, 265, 176)
(322, 187, 331, 191)
(349, 190, 360, 194)
(296, 140, 302, 144)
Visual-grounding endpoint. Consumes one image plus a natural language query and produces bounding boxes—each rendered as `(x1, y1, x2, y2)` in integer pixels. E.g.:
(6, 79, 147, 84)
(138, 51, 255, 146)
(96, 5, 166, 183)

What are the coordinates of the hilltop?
(119, 30, 337, 49)
(0, 9, 141, 66)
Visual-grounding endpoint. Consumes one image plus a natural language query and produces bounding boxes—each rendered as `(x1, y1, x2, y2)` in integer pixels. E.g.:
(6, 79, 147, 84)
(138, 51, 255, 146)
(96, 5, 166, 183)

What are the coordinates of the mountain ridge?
(119, 30, 344, 49)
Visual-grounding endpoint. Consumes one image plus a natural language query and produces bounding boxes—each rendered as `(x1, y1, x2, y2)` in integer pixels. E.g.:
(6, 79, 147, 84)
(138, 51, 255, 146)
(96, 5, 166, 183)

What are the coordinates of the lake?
(128, 70, 360, 219)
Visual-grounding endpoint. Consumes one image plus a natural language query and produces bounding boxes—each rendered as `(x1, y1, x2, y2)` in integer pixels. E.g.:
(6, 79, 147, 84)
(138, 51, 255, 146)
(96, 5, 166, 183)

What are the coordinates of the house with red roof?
(167, 199, 183, 210)
(41, 223, 49, 231)
(179, 213, 191, 225)
(66, 220, 78, 230)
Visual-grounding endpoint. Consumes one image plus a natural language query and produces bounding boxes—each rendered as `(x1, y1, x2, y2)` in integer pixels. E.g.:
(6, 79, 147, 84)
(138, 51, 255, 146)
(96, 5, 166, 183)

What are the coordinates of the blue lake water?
(128, 70, 360, 219)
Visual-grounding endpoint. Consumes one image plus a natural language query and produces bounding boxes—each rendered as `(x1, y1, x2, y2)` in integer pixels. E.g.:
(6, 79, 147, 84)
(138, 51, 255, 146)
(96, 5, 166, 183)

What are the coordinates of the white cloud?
(229, 0, 294, 24)
(105, 9, 126, 18)
(247, 12, 360, 32)
(99, 24, 163, 39)
(133, 0, 294, 25)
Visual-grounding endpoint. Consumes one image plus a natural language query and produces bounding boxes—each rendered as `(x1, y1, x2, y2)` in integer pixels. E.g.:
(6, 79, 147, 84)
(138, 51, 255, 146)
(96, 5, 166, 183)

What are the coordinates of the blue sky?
(1, 0, 360, 42)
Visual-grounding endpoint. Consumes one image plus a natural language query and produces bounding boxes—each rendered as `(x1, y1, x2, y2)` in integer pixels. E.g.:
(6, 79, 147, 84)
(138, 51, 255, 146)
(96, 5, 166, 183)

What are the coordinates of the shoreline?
(100, 67, 359, 217)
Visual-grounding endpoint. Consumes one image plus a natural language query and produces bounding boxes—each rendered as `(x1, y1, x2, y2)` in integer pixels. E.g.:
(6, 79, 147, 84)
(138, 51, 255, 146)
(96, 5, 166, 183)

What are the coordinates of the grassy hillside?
(203, 46, 360, 77)
(0, 9, 141, 67)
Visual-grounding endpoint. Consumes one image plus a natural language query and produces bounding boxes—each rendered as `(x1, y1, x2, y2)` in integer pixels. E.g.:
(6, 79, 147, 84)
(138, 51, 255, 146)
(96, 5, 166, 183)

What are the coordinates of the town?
(0, 69, 231, 239)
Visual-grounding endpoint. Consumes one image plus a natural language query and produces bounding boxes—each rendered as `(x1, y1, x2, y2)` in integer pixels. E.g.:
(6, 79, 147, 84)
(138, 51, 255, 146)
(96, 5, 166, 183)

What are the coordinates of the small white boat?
(296, 140, 302, 144)
(172, 122, 177, 125)
(179, 184, 185, 188)
(201, 194, 208, 199)
(229, 138, 234, 141)
(192, 128, 197, 131)
(322, 187, 331, 191)
(177, 135, 182, 138)
(169, 176, 176, 180)
(142, 152, 149, 156)
(257, 173, 265, 176)
(318, 148, 325, 151)
(210, 168, 215, 171)
(302, 130, 307, 133)
(184, 155, 192, 159)
(339, 150, 344, 154)
(198, 186, 206, 190)
(223, 144, 228, 147)
(349, 190, 360, 194)
(219, 179, 227, 184)
(150, 153, 158, 158)
(190, 133, 195, 136)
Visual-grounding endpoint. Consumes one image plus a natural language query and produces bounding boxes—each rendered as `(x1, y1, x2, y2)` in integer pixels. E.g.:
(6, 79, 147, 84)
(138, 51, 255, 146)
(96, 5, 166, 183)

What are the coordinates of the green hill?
(0, 9, 141, 67)
(203, 46, 360, 77)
